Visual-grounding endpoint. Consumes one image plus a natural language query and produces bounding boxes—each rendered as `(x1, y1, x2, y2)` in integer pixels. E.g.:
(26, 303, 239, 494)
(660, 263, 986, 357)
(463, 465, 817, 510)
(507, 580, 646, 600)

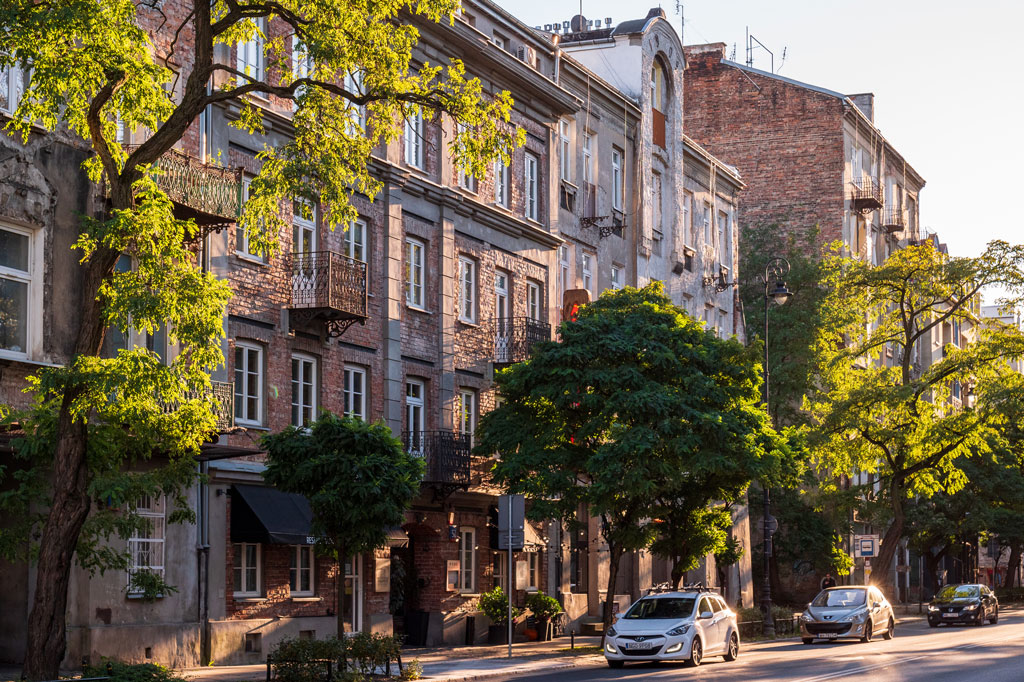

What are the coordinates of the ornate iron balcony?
(159, 380, 234, 432)
(288, 251, 368, 337)
(881, 207, 906, 234)
(402, 430, 472, 489)
(493, 317, 552, 365)
(850, 175, 883, 213)
(128, 146, 243, 225)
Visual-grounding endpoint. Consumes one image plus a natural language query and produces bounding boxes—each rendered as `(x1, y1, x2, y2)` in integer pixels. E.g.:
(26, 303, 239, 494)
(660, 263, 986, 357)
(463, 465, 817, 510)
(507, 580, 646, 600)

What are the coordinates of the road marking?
(793, 630, 1024, 682)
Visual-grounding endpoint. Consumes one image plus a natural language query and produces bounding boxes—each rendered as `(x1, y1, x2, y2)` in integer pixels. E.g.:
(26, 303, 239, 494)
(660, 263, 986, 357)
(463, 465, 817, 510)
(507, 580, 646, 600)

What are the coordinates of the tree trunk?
(1006, 542, 1022, 589)
(873, 481, 906, 596)
(670, 552, 686, 589)
(601, 544, 624, 644)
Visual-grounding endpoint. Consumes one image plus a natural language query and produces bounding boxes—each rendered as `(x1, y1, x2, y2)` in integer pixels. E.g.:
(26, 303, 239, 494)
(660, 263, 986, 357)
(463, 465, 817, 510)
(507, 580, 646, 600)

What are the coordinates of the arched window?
(650, 59, 669, 148)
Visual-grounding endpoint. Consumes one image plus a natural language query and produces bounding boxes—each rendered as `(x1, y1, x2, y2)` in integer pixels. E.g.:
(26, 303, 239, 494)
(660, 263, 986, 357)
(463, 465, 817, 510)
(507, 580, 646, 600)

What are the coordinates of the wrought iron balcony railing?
(881, 207, 906, 233)
(402, 430, 472, 487)
(289, 251, 368, 337)
(127, 146, 243, 224)
(493, 317, 552, 365)
(850, 175, 883, 212)
(159, 380, 234, 432)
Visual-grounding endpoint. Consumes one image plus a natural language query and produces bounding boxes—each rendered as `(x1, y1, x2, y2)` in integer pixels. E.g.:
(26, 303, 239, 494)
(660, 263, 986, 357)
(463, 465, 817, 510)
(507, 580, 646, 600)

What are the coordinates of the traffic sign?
(854, 534, 879, 558)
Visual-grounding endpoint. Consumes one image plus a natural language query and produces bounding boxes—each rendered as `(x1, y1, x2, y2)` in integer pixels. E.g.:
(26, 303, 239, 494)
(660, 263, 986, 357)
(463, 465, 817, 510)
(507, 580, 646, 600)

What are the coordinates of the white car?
(603, 590, 740, 668)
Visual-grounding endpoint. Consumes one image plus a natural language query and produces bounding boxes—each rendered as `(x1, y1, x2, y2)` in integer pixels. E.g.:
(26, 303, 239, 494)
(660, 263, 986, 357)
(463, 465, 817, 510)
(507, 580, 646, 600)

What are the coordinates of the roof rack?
(643, 581, 721, 596)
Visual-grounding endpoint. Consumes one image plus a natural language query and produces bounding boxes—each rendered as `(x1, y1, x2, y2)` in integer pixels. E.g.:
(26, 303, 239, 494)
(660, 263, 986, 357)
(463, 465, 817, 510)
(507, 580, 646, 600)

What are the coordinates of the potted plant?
(479, 587, 520, 644)
(525, 591, 562, 642)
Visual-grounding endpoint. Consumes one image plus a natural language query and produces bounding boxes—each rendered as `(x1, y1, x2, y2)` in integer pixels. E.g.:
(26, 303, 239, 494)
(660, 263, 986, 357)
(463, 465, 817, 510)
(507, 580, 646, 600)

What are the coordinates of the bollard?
(570, 628, 575, 650)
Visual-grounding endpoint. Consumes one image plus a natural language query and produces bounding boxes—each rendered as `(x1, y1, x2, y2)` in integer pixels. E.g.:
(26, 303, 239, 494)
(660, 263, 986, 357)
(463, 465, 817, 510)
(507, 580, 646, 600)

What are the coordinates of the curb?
(423, 654, 603, 682)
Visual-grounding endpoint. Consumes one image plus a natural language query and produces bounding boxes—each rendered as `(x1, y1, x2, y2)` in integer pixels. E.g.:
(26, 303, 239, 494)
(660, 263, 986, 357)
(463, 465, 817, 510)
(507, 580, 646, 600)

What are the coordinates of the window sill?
(126, 593, 165, 600)
(237, 423, 271, 432)
(234, 596, 267, 602)
(458, 593, 481, 598)
(458, 318, 480, 327)
(233, 251, 268, 266)
(291, 596, 321, 602)
(406, 305, 433, 315)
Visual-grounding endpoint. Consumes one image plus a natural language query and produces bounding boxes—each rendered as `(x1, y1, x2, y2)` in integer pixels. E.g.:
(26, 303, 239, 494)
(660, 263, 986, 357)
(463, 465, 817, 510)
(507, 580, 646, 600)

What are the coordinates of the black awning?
(388, 527, 409, 548)
(231, 484, 316, 545)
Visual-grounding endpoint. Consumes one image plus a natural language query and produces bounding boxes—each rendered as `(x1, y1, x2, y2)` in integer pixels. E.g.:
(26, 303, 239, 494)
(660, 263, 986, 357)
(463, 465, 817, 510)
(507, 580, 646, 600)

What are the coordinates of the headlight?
(667, 624, 691, 636)
(927, 605, 939, 612)
(847, 610, 869, 623)
(606, 625, 617, 636)
(799, 612, 813, 622)
(963, 604, 978, 611)
(605, 643, 617, 654)
(664, 642, 683, 654)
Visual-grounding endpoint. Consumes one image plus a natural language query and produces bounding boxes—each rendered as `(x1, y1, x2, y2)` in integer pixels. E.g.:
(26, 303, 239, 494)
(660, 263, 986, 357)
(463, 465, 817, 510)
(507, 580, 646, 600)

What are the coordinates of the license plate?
(625, 641, 654, 649)
(819, 632, 839, 638)
(943, 613, 958, 618)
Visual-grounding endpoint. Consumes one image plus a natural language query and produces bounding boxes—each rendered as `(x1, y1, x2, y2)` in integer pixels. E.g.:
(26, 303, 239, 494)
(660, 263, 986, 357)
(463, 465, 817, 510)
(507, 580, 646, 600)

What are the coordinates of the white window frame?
(495, 271, 510, 319)
(237, 178, 264, 261)
(683, 192, 694, 246)
(493, 550, 508, 590)
(405, 379, 425, 454)
(0, 59, 26, 116)
(494, 160, 510, 208)
(290, 353, 317, 428)
(290, 545, 315, 597)
(702, 202, 712, 245)
(559, 119, 571, 181)
(127, 494, 166, 593)
(344, 218, 367, 263)
(526, 551, 539, 591)
(524, 152, 539, 222)
(611, 265, 622, 290)
(343, 71, 365, 133)
(291, 36, 313, 111)
(458, 388, 477, 444)
(234, 342, 264, 426)
(458, 255, 477, 324)
(582, 133, 593, 184)
(343, 366, 367, 419)
(292, 201, 317, 256)
(611, 148, 623, 211)
(404, 110, 424, 169)
(527, 281, 541, 320)
(236, 17, 266, 83)
(458, 527, 476, 593)
(492, 33, 507, 51)
(582, 252, 594, 299)
(0, 223, 41, 360)
(343, 555, 363, 633)
(405, 237, 425, 309)
(233, 542, 262, 597)
(559, 245, 571, 302)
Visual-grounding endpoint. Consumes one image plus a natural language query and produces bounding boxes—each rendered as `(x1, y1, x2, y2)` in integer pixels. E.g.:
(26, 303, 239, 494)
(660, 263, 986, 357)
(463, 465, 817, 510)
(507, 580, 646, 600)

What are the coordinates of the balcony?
(881, 207, 906, 234)
(493, 317, 552, 365)
(403, 430, 472, 495)
(127, 146, 243, 225)
(159, 380, 234, 432)
(850, 176, 883, 213)
(288, 251, 368, 337)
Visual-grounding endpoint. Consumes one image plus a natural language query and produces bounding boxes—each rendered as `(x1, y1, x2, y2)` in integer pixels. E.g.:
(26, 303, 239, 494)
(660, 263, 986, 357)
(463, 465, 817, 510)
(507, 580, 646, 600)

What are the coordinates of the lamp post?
(761, 257, 792, 637)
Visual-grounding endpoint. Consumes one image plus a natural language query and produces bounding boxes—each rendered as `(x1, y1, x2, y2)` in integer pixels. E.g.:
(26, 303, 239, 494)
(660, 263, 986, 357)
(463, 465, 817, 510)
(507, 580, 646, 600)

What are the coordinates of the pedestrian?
(820, 573, 837, 590)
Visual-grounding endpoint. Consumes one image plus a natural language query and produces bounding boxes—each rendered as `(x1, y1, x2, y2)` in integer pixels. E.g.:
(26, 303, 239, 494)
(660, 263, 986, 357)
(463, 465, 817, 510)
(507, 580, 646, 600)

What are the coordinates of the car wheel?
(928, 620, 938, 628)
(861, 619, 873, 643)
(991, 609, 999, 624)
(976, 612, 985, 626)
(802, 637, 815, 645)
(607, 660, 624, 669)
(686, 637, 703, 667)
(724, 633, 739, 661)
(882, 618, 894, 640)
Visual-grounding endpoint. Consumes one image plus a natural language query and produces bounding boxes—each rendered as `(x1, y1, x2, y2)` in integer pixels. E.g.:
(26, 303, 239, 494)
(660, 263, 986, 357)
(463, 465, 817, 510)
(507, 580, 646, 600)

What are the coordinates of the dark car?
(927, 584, 999, 627)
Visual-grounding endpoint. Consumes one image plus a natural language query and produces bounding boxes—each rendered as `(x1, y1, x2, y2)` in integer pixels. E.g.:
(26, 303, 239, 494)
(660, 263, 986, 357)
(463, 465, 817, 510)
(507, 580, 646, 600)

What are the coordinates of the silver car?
(800, 585, 895, 644)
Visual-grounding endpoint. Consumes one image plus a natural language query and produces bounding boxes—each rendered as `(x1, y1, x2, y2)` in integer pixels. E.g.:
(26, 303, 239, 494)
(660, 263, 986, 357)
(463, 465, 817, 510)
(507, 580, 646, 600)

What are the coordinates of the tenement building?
(0, 2, 752, 668)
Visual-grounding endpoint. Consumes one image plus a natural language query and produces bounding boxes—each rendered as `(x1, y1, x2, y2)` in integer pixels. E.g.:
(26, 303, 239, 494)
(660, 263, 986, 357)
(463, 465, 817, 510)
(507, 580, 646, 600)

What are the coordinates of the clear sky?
(495, 0, 1022, 299)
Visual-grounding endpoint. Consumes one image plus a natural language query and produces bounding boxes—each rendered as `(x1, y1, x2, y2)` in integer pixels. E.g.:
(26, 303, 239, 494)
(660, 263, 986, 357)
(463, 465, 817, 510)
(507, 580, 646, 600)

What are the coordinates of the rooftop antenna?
(745, 27, 775, 73)
(730, 43, 736, 60)
(777, 46, 787, 73)
(675, 1, 683, 43)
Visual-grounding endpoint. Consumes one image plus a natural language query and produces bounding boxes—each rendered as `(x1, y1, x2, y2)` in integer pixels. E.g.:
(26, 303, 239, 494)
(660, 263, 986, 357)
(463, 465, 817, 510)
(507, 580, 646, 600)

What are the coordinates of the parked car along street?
(800, 585, 895, 644)
(928, 584, 999, 627)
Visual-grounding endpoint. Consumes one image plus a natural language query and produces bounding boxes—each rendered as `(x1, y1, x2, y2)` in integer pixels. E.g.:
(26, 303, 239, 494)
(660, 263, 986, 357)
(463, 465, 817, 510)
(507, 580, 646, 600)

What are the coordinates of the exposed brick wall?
(683, 44, 846, 244)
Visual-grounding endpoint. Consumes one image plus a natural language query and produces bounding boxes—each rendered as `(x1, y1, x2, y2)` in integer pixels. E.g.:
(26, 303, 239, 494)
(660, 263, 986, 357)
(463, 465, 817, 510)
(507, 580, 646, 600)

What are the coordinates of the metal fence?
(401, 430, 472, 486)
(289, 251, 368, 320)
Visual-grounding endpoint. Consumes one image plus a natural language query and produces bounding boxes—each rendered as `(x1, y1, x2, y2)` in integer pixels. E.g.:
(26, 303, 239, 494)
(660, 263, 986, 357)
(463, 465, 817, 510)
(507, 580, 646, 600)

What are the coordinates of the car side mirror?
(699, 611, 714, 620)
(872, 601, 881, 609)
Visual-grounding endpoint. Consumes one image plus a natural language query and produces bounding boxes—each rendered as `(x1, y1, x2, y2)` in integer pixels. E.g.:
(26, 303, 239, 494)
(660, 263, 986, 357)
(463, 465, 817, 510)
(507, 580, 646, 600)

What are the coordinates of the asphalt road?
(489, 610, 1024, 682)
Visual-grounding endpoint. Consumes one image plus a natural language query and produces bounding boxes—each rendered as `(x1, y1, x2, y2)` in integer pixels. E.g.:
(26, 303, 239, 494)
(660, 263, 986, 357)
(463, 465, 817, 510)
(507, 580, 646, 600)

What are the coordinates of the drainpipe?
(198, 230, 212, 664)
(553, 36, 562, 85)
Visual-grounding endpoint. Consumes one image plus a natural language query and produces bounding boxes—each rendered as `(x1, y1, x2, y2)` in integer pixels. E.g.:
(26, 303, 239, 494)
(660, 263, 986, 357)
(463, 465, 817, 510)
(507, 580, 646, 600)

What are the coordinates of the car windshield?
(623, 597, 696, 619)
(811, 589, 866, 608)
(936, 585, 979, 600)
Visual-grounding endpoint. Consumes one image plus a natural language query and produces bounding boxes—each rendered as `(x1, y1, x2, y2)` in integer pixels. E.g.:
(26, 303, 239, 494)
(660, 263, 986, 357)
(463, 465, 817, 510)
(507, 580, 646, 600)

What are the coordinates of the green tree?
(263, 413, 424, 641)
(650, 502, 731, 589)
(0, 2, 520, 677)
(477, 283, 788, 634)
(805, 240, 1024, 594)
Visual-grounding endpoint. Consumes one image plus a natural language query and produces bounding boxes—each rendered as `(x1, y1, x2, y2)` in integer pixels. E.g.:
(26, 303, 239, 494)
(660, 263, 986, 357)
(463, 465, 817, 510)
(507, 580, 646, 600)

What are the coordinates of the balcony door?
(405, 379, 425, 455)
(292, 202, 318, 304)
(494, 271, 511, 363)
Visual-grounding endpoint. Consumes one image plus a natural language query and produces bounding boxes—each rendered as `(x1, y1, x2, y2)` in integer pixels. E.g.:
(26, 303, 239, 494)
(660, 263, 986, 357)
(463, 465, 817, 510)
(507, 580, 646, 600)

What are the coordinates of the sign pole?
(507, 492, 513, 659)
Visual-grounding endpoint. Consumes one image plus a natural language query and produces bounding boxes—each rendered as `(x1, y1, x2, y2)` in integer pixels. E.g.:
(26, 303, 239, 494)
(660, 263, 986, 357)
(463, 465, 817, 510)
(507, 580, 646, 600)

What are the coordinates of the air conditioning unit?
(516, 45, 538, 68)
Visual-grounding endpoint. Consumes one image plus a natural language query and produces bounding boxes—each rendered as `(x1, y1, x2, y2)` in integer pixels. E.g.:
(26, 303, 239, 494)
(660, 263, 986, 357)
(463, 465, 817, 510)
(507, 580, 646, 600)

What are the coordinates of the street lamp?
(761, 257, 792, 637)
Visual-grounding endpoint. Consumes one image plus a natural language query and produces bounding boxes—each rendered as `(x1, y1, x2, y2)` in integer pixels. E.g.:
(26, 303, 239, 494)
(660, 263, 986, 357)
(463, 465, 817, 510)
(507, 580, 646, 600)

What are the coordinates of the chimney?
(848, 93, 874, 122)
(647, 7, 667, 19)
(683, 42, 727, 69)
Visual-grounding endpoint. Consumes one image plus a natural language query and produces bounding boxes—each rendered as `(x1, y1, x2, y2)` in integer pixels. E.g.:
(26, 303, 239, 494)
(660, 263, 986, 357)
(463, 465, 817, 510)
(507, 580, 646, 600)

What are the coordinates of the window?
(0, 59, 26, 115)
(236, 18, 266, 83)
(458, 256, 477, 323)
(404, 110, 424, 169)
(458, 388, 476, 443)
(233, 543, 261, 597)
(290, 545, 314, 596)
(455, 123, 478, 193)
(702, 202, 712, 245)
(237, 178, 263, 260)
(343, 218, 366, 263)
(492, 33, 507, 51)
(526, 551, 539, 591)
(344, 366, 366, 419)
(559, 245, 571, 301)
(524, 153, 538, 221)
(343, 71, 365, 133)
(683, 192, 694, 246)
(342, 555, 362, 633)
(493, 551, 507, 590)
(652, 171, 663, 237)
(106, 254, 133, 356)
(291, 36, 313, 110)
(405, 379, 425, 452)
(404, 238, 425, 308)
(582, 133, 593, 184)
(718, 210, 729, 263)
(611, 148, 623, 211)
(582, 252, 594, 298)
(611, 266, 622, 290)
(494, 160, 510, 207)
(291, 353, 317, 427)
(559, 119, 571, 181)
(234, 342, 263, 426)
(495, 271, 510, 319)
(527, 281, 541, 320)
(718, 310, 728, 339)
(458, 528, 476, 593)
(127, 495, 165, 592)
(293, 201, 317, 256)
(0, 225, 35, 358)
